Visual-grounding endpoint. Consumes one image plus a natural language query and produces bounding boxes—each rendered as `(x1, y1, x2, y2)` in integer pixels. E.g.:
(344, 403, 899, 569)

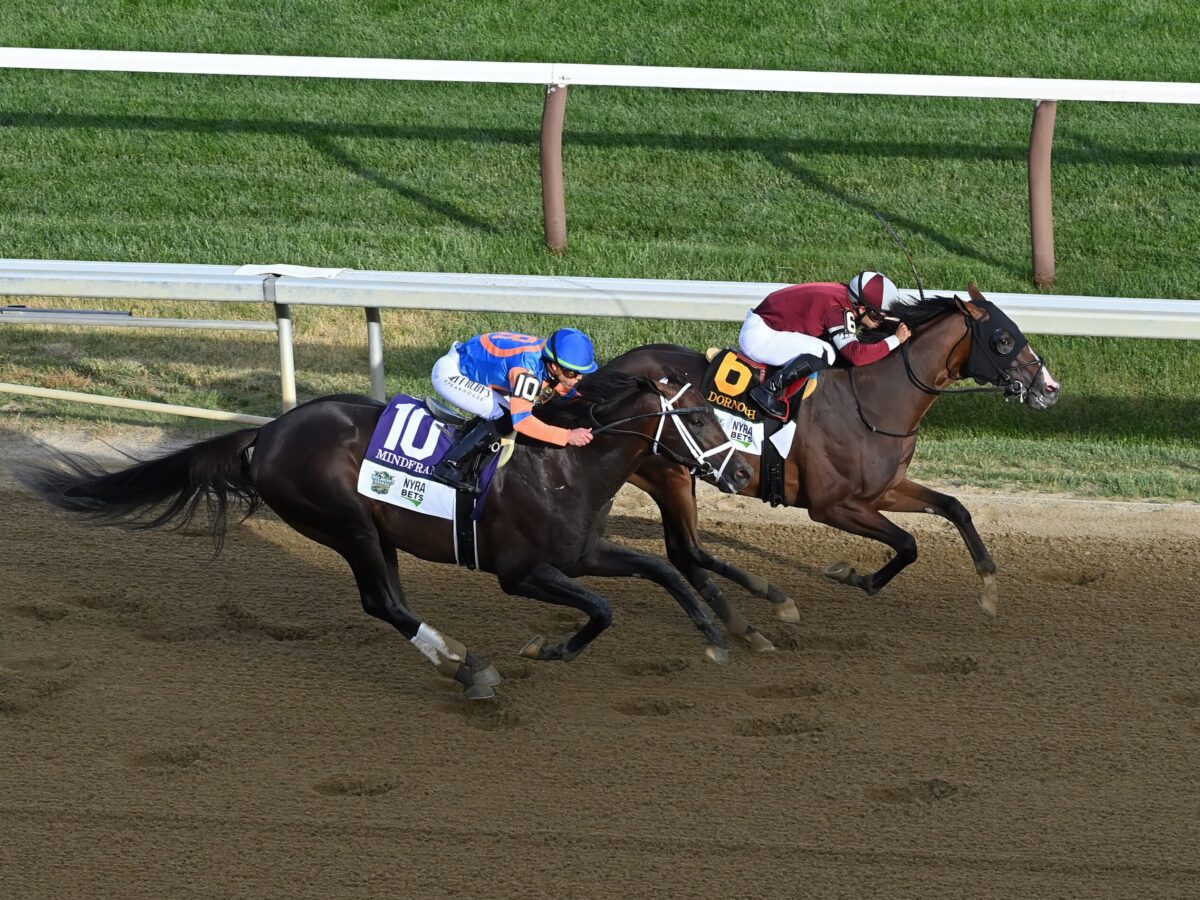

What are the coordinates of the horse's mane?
(858, 294, 959, 342)
(538, 370, 660, 428)
(890, 294, 960, 327)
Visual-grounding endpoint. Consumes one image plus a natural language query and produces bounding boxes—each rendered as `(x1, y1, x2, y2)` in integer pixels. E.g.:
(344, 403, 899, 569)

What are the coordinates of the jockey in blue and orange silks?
(429, 328, 599, 488)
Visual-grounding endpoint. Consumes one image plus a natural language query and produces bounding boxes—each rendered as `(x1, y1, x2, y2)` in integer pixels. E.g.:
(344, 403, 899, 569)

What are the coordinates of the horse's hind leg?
(811, 501, 917, 597)
(338, 538, 495, 699)
(283, 514, 495, 699)
(879, 478, 999, 616)
(500, 563, 613, 662)
(568, 538, 744, 663)
(378, 541, 500, 690)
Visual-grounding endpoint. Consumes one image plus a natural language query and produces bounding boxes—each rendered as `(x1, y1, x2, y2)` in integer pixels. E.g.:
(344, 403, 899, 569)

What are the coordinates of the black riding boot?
(749, 353, 827, 420)
(431, 419, 499, 490)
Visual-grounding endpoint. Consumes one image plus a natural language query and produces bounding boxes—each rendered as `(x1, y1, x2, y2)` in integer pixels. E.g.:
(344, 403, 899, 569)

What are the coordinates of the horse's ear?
(957, 285, 988, 321)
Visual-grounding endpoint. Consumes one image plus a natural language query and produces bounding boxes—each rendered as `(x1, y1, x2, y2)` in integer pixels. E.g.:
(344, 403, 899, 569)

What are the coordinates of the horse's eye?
(992, 331, 1015, 355)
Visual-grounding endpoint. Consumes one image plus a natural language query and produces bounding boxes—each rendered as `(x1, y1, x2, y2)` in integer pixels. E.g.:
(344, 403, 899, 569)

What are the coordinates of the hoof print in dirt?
(617, 698, 695, 717)
(314, 776, 396, 797)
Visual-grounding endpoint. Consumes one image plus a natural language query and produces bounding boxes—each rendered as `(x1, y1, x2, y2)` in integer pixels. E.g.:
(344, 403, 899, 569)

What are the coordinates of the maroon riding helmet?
(848, 271, 900, 320)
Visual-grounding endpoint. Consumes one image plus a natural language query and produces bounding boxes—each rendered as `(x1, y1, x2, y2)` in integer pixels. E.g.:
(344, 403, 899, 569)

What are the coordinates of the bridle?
(848, 302, 1049, 438)
(589, 381, 740, 482)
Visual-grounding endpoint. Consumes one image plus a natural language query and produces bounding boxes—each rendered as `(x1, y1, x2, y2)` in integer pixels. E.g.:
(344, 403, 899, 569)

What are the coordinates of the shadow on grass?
(5, 110, 1197, 257)
(920, 390, 1200, 443)
(7, 111, 1198, 167)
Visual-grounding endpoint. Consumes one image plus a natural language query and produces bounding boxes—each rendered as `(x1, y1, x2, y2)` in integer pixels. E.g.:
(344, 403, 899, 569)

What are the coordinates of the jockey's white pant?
(431, 345, 507, 420)
(738, 311, 837, 368)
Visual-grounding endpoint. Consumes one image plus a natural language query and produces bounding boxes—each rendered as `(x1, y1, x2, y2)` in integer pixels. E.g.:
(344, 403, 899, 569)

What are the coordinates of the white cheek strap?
(652, 382, 739, 481)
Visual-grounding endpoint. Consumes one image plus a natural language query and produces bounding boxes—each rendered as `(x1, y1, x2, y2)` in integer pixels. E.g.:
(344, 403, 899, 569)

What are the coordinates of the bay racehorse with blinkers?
(15, 364, 753, 700)
(609, 284, 1059, 644)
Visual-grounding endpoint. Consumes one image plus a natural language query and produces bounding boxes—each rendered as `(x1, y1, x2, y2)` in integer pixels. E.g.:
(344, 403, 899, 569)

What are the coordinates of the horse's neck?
(505, 428, 649, 506)
(852, 313, 968, 425)
(908, 312, 971, 388)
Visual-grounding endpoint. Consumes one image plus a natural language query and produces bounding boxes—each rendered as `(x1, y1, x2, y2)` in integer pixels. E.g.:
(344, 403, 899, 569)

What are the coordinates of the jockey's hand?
(567, 427, 593, 447)
(894, 323, 912, 344)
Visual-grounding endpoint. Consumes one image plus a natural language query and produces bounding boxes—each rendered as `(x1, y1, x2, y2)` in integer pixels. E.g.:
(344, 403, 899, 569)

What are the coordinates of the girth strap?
(453, 489, 479, 570)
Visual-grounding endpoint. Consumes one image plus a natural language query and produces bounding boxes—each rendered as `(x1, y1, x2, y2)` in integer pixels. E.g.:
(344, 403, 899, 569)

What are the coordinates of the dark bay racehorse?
(16, 366, 753, 700)
(611, 285, 1060, 640)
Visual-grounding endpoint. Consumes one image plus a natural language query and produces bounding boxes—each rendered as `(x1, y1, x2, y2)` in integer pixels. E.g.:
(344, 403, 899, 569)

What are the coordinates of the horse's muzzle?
(1027, 370, 1060, 410)
(719, 461, 754, 494)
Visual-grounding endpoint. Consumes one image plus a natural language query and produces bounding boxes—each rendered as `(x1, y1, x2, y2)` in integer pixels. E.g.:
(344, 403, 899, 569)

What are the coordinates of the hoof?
(746, 630, 776, 653)
(978, 573, 999, 618)
(823, 561, 855, 584)
(464, 683, 495, 701)
(773, 598, 801, 623)
(519, 636, 545, 660)
(472, 664, 502, 687)
(705, 645, 731, 666)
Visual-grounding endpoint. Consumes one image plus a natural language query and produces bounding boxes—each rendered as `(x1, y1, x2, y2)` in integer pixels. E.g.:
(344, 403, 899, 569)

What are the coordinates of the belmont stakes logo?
(369, 470, 395, 495)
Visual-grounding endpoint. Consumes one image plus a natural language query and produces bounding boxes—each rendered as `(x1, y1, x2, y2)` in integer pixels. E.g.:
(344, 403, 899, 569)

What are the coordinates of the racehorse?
(610, 284, 1060, 640)
(15, 366, 753, 700)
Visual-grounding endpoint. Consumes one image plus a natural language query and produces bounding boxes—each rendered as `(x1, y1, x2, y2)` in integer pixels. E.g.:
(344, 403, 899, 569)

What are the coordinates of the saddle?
(702, 349, 820, 507)
(702, 348, 818, 424)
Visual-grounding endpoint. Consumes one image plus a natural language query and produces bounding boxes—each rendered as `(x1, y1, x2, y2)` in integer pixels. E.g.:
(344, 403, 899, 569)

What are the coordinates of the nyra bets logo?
(399, 476, 426, 508)
(729, 417, 755, 448)
(370, 470, 395, 495)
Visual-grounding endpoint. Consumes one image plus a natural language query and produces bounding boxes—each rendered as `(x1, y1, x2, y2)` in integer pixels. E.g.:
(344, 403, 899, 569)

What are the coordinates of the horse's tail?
(15, 428, 262, 553)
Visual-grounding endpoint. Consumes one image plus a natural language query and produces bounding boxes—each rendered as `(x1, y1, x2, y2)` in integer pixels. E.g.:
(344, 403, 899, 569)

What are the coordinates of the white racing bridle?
(648, 382, 741, 484)
(589, 379, 742, 485)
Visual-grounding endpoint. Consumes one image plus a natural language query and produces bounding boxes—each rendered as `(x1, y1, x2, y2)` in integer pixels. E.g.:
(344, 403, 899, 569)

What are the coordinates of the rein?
(589, 406, 707, 435)
(587, 382, 739, 481)
(847, 309, 1045, 438)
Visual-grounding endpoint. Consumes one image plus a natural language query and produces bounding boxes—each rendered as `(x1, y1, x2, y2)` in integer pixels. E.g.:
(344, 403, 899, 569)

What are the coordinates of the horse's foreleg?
(810, 501, 917, 597)
(569, 538, 744, 663)
(633, 466, 797, 631)
(500, 563, 613, 662)
(879, 479, 999, 616)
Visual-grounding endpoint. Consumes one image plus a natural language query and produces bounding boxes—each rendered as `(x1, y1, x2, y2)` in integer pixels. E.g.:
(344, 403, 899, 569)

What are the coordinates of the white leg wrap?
(410, 623, 464, 665)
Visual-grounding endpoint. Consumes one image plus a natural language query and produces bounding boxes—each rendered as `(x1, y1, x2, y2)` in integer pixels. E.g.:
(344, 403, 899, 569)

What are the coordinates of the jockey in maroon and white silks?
(739, 272, 912, 419)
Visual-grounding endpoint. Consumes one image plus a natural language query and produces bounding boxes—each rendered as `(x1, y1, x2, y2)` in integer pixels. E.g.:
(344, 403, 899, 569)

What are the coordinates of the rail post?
(540, 82, 569, 254)
(263, 275, 297, 411)
(1029, 99, 1058, 287)
(365, 306, 386, 401)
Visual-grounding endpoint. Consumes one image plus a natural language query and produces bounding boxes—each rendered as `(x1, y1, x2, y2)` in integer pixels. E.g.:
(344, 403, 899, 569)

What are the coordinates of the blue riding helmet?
(542, 327, 599, 374)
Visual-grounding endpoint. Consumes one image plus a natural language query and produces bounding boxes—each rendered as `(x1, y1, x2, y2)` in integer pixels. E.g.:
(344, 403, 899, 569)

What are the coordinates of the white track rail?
(1, 258, 1196, 423)
(3, 49, 1198, 103)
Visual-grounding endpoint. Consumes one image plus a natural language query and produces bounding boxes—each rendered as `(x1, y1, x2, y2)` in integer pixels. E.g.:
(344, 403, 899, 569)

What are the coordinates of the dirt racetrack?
(2, 428, 1199, 899)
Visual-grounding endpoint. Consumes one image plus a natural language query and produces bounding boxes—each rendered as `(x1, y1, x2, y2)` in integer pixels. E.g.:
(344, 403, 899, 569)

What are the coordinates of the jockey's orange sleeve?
(507, 368, 571, 446)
